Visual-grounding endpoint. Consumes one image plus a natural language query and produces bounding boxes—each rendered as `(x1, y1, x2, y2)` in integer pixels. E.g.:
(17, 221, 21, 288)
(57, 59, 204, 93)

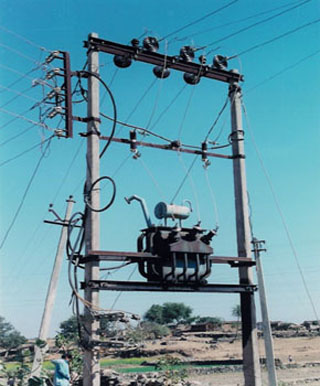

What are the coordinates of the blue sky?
(0, 0, 319, 338)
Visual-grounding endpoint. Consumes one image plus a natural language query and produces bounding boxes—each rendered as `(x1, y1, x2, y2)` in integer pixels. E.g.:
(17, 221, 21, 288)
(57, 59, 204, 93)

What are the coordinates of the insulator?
(54, 129, 65, 137)
(47, 87, 61, 99)
(201, 229, 217, 245)
(179, 46, 195, 62)
(131, 38, 140, 47)
(201, 141, 208, 163)
(142, 36, 159, 52)
(199, 55, 207, 65)
(113, 55, 132, 68)
(45, 51, 60, 64)
(129, 130, 137, 152)
(213, 55, 228, 70)
(46, 68, 61, 80)
(183, 72, 200, 85)
(48, 106, 62, 118)
(153, 66, 170, 79)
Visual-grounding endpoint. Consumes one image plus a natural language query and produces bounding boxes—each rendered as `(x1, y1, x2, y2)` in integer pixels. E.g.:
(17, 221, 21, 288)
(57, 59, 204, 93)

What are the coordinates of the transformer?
(125, 195, 216, 284)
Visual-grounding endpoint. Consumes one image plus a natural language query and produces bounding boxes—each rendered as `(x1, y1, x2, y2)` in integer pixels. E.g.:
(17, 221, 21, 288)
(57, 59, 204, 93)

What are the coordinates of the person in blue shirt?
(51, 353, 72, 386)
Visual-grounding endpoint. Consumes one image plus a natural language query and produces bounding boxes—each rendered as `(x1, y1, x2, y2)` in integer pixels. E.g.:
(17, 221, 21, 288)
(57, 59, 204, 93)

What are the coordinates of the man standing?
(51, 353, 72, 386)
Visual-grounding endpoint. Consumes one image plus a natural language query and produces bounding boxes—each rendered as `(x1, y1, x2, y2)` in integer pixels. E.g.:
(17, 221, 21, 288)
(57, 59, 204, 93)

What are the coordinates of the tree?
(144, 303, 193, 324)
(231, 304, 241, 343)
(144, 305, 164, 324)
(0, 316, 26, 350)
(195, 316, 224, 326)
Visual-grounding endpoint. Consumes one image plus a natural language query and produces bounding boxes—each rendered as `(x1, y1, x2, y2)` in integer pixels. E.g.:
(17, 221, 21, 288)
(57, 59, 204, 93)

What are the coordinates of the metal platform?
(81, 280, 256, 294)
(81, 250, 255, 268)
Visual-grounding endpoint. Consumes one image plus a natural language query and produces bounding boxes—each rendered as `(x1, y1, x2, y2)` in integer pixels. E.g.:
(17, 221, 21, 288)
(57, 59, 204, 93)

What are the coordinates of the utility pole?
(31, 196, 75, 377)
(253, 238, 278, 386)
(83, 32, 101, 386)
(229, 81, 262, 386)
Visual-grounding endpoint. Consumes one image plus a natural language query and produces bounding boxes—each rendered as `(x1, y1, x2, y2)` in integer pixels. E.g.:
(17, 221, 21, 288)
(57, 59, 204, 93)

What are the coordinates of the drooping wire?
(138, 157, 167, 201)
(150, 84, 187, 130)
(176, 153, 201, 222)
(204, 95, 229, 142)
(76, 70, 117, 159)
(241, 100, 320, 322)
(0, 123, 37, 147)
(198, 0, 312, 52)
(0, 135, 54, 250)
(159, 0, 239, 42)
(204, 167, 220, 229)
(171, 155, 198, 204)
(244, 48, 320, 94)
(174, 0, 304, 42)
(0, 25, 50, 52)
(0, 107, 51, 131)
(0, 136, 54, 168)
(228, 17, 320, 60)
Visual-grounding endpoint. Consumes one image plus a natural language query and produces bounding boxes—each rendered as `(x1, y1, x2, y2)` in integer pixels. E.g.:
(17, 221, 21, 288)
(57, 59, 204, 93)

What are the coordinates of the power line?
(0, 25, 50, 52)
(229, 17, 320, 59)
(198, 0, 312, 52)
(0, 107, 51, 130)
(204, 95, 229, 141)
(0, 85, 36, 109)
(160, 0, 239, 42)
(174, 0, 304, 42)
(0, 136, 54, 168)
(0, 123, 37, 147)
(244, 48, 320, 94)
(241, 100, 319, 322)
(0, 42, 40, 65)
(0, 136, 54, 250)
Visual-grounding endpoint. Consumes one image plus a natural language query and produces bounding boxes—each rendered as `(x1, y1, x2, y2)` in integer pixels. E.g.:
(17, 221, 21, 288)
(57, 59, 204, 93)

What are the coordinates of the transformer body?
(137, 226, 213, 283)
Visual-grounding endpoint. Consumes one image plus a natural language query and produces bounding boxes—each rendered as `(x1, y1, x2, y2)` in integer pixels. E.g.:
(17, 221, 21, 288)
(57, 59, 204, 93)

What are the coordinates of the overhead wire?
(204, 167, 220, 228)
(241, 100, 320, 322)
(174, 0, 304, 42)
(197, 0, 312, 52)
(0, 135, 54, 250)
(160, 0, 239, 42)
(228, 17, 320, 59)
(0, 136, 54, 168)
(0, 25, 50, 52)
(0, 107, 51, 130)
(0, 123, 37, 147)
(244, 48, 320, 94)
(0, 42, 41, 65)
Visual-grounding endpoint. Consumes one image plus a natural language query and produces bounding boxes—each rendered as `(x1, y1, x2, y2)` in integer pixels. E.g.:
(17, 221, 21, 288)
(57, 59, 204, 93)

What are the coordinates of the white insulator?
(45, 51, 60, 64)
(154, 202, 191, 220)
(48, 106, 62, 118)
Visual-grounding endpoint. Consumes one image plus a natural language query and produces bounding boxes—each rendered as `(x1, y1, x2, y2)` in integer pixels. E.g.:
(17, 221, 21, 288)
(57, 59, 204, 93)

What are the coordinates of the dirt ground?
(144, 335, 320, 385)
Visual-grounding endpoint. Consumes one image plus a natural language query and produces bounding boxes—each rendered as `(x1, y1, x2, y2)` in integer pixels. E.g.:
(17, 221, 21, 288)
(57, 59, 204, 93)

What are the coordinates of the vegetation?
(144, 302, 193, 324)
(0, 316, 26, 350)
(155, 355, 188, 385)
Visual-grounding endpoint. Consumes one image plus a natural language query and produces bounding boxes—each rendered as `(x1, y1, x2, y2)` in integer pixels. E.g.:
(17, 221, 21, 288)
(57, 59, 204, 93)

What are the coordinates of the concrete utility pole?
(83, 32, 101, 386)
(229, 81, 262, 386)
(31, 196, 75, 377)
(253, 238, 278, 386)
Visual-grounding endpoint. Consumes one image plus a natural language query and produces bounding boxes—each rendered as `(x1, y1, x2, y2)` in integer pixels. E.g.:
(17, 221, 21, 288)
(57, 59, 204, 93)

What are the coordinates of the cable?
(50, 139, 85, 204)
(204, 167, 220, 228)
(177, 153, 201, 222)
(0, 25, 50, 52)
(160, 0, 239, 42)
(244, 48, 320, 94)
(83, 176, 116, 213)
(138, 157, 167, 201)
(0, 42, 41, 65)
(229, 17, 320, 59)
(241, 100, 320, 322)
(0, 136, 54, 250)
(150, 84, 187, 130)
(204, 95, 229, 142)
(174, 0, 304, 42)
(0, 136, 54, 168)
(0, 123, 37, 147)
(76, 70, 117, 159)
(0, 107, 51, 130)
(100, 113, 172, 143)
(171, 155, 198, 203)
(198, 0, 312, 52)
